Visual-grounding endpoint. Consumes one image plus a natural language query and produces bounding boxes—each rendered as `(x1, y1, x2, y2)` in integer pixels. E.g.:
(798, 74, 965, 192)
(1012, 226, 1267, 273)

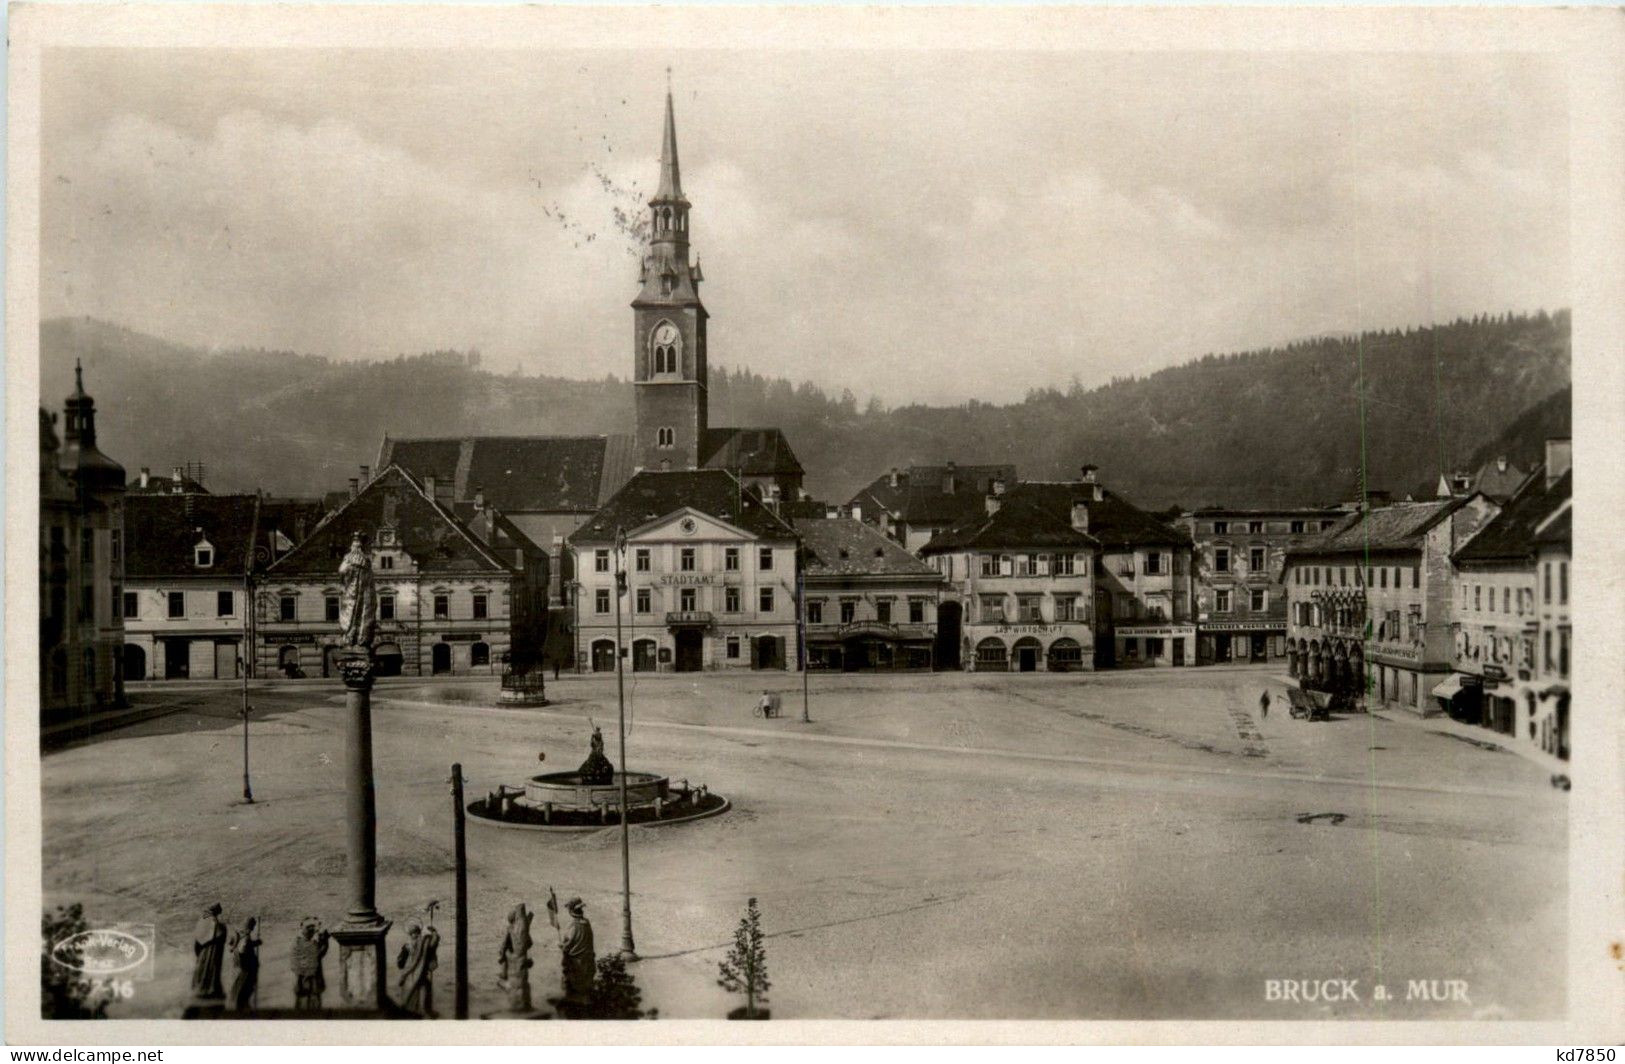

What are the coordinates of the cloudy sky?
(41, 46, 1569, 405)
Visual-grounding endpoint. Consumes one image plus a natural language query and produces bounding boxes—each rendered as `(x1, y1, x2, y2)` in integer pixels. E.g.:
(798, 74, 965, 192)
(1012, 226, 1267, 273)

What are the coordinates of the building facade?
(40, 365, 127, 721)
(1181, 507, 1343, 665)
(1532, 500, 1571, 761)
(795, 517, 946, 670)
(1284, 495, 1500, 715)
(569, 470, 801, 673)
(919, 485, 1096, 672)
(257, 466, 549, 678)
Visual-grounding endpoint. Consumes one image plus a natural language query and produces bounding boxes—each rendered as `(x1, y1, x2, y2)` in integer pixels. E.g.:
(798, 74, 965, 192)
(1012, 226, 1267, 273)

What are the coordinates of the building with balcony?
(569, 469, 800, 672)
(257, 466, 549, 678)
(1446, 438, 1571, 754)
(918, 480, 1096, 673)
(40, 363, 127, 721)
(1283, 494, 1500, 715)
(794, 517, 947, 671)
(1180, 506, 1344, 665)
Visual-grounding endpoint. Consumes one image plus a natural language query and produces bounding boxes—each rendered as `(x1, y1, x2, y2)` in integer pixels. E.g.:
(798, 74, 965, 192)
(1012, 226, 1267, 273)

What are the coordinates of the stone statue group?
(191, 901, 440, 1015)
(497, 890, 596, 1016)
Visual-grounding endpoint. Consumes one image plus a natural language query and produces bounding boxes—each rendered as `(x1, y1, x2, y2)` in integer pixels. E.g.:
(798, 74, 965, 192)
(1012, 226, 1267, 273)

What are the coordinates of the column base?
(332, 919, 392, 1011)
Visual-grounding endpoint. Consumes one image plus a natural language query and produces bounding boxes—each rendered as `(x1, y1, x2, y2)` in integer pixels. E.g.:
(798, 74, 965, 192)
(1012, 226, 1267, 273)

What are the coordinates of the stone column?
(334, 651, 390, 1011)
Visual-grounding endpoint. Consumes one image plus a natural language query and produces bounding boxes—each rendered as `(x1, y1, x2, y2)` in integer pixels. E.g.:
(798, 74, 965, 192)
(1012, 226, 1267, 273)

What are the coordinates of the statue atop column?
(338, 533, 377, 651)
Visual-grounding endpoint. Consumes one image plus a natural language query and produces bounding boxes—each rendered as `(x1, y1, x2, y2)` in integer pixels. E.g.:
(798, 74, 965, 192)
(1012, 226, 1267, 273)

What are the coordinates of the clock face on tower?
(653, 322, 680, 347)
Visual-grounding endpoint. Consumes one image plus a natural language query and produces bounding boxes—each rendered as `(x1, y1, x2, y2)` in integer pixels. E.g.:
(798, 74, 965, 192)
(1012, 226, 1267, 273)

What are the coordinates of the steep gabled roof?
(1456, 469, 1571, 563)
(794, 518, 940, 578)
(266, 466, 511, 577)
(1007, 481, 1191, 549)
(381, 434, 635, 514)
(919, 497, 1096, 554)
(125, 493, 260, 578)
(1534, 503, 1571, 548)
(701, 427, 805, 477)
(570, 470, 796, 544)
(849, 464, 1019, 525)
(1291, 497, 1465, 557)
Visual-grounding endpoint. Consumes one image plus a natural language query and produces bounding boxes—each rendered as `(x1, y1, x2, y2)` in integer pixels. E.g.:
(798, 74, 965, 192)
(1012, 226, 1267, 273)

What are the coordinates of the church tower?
(632, 89, 709, 473)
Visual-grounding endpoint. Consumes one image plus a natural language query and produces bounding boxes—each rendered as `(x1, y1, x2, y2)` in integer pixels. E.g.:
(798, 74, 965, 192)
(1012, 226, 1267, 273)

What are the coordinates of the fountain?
(467, 725, 728, 832)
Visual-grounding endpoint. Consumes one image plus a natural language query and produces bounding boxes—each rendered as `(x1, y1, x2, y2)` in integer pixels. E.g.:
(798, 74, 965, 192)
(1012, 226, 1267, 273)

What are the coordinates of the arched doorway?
(278, 645, 303, 677)
(754, 635, 783, 670)
(432, 643, 453, 675)
(1012, 636, 1043, 673)
(934, 601, 963, 670)
(470, 642, 490, 669)
(123, 643, 147, 682)
(632, 639, 657, 672)
(374, 642, 404, 677)
(1046, 637, 1084, 672)
(591, 639, 616, 673)
(974, 637, 1008, 672)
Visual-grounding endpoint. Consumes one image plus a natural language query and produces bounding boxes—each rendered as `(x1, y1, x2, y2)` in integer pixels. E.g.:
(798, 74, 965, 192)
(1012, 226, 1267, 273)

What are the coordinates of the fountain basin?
(524, 771, 668, 812)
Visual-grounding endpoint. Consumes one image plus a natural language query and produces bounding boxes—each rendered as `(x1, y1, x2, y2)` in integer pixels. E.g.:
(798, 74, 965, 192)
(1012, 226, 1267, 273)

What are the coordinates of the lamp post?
(239, 657, 254, 803)
(613, 528, 636, 959)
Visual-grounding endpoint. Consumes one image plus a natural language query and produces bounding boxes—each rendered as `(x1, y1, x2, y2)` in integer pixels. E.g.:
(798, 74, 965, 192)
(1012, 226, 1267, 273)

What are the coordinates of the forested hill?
(40, 310, 1569, 510)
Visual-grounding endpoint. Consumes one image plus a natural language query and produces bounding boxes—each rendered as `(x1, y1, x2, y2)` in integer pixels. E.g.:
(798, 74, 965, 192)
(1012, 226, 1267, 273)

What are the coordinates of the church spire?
(654, 85, 686, 205)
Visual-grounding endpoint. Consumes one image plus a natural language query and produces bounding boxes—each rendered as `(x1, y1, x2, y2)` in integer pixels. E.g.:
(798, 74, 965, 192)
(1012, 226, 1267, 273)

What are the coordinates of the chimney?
(943, 461, 957, 495)
(1495, 455, 1507, 473)
(851, 503, 863, 524)
(1081, 464, 1098, 484)
(1545, 438, 1572, 486)
(360, 464, 371, 483)
(992, 476, 1006, 497)
(348, 477, 359, 498)
(139, 467, 150, 488)
(1070, 501, 1090, 532)
(474, 485, 486, 510)
(423, 475, 436, 499)
(985, 491, 1002, 517)
(888, 467, 900, 488)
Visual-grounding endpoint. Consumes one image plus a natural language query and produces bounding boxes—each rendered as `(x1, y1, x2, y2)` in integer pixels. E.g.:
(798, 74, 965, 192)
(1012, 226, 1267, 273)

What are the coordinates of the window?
(379, 554, 394, 570)
(635, 548, 651, 572)
(433, 595, 449, 620)
(1290, 520, 1305, 534)
(759, 547, 774, 571)
(1053, 553, 1075, 576)
(726, 637, 741, 660)
(876, 600, 892, 623)
(1502, 588, 1510, 614)
(1215, 589, 1232, 613)
(1055, 597, 1074, 622)
(279, 595, 295, 621)
(1559, 628, 1570, 677)
(807, 600, 823, 624)
(634, 588, 651, 614)
(656, 427, 675, 449)
(1380, 568, 1387, 589)
(1321, 520, 1335, 531)
(80, 585, 94, 622)
(1544, 630, 1554, 672)
(327, 596, 342, 622)
(195, 545, 213, 568)
(168, 591, 185, 618)
(1248, 521, 1263, 533)
(759, 587, 775, 613)
(1475, 586, 1482, 610)
(979, 595, 1002, 621)
(680, 548, 696, 572)
(1213, 521, 1229, 534)
(1214, 547, 1231, 573)
(1560, 562, 1568, 605)
(380, 595, 395, 621)
(217, 590, 234, 617)
(595, 589, 611, 614)
(653, 342, 677, 374)
(1250, 589, 1267, 612)
(111, 529, 121, 562)
(1247, 546, 1264, 572)
(909, 599, 925, 624)
(81, 528, 94, 564)
(472, 642, 490, 668)
(724, 548, 740, 572)
(725, 586, 741, 613)
(981, 555, 997, 577)
(595, 549, 610, 573)
(123, 591, 138, 619)
(1543, 563, 1553, 604)
(679, 588, 697, 612)
(1411, 566, 1419, 589)
(840, 600, 856, 624)
(473, 594, 488, 620)
(1145, 552, 1163, 575)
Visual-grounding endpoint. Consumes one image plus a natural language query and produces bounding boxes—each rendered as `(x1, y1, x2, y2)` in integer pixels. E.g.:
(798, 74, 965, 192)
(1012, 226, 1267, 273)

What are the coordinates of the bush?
(583, 954, 655, 1019)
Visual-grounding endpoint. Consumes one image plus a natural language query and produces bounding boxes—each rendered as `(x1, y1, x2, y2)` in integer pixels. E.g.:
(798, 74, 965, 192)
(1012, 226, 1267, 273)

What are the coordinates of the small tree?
(585, 954, 654, 1019)
(42, 904, 110, 1019)
(717, 897, 770, 1019)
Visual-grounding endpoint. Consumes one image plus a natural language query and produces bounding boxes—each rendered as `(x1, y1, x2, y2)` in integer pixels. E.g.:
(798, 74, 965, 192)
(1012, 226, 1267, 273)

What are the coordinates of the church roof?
(654, 90, 686, 204)
(570, 470, 797, 544)
(379, 434, 635, 514)
(702, 427, 805, 477)
(267, 466, 512, 577)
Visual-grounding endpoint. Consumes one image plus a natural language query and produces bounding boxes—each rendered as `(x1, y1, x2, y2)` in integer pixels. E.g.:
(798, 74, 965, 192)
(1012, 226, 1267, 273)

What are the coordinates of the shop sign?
(263, 633, 317, 645)
(1116, 625, 1195, 637)
(658, 574, 716, 586)
(441, 632, 484, 642)
(1199, 621, 1286, 633)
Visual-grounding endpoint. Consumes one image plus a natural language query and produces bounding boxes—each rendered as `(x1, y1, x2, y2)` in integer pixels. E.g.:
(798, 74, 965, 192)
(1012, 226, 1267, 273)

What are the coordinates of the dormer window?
(193, 535, 214, 569)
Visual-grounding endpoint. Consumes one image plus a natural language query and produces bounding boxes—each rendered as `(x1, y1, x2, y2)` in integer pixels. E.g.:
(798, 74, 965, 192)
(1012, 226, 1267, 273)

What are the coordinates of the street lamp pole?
(240, 656, 254, 803)
(613, 528, 636, 959)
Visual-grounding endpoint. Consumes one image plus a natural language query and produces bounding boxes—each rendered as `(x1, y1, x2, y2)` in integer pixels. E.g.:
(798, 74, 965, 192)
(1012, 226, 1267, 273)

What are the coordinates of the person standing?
(556, 897, 596, 1009)
(1259, 690, 1271, 719)
(228, 915, 261, 1012)
(191, 903, 227, 1002)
